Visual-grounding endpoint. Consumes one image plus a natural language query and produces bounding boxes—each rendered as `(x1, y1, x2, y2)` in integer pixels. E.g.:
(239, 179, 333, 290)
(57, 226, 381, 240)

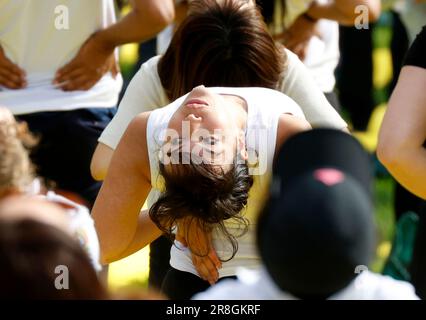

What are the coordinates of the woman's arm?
(90, 143, 114, 182)
(109, 209, 162, 262)
(92, 112, 160, 264)
(275, 114, 312, 157)
(377, 66, 426, 199)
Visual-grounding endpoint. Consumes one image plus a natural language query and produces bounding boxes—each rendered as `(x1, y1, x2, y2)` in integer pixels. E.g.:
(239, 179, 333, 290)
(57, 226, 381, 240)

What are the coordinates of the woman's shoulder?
(125, 112, 152, 139)
(237, 87, 305, 120)
(139, 55, 162, 72)
(119, 112, 152, 179)
(275, 114, 311, 153)
(132, 55, 164, 91)
(219, 86, 300, 107)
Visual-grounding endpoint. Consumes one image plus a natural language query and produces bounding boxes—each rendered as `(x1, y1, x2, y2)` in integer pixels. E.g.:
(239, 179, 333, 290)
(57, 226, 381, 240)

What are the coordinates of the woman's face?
(164, 86, 244, 170)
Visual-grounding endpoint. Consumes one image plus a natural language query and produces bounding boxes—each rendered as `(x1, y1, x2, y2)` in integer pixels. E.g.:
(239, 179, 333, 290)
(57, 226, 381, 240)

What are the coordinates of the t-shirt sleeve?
(404, 26, 426, 69)
(98, 56, 169, 149)
(279, 49, 347, 130)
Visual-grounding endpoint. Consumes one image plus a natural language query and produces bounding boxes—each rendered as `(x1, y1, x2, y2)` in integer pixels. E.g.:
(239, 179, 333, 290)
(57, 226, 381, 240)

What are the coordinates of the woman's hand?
(176, 218, 222, 285)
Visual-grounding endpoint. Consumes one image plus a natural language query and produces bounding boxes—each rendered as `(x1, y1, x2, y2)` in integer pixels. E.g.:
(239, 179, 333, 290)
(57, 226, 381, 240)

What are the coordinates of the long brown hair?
(158, 0, 286, 101)
(149, 153, 253, 261)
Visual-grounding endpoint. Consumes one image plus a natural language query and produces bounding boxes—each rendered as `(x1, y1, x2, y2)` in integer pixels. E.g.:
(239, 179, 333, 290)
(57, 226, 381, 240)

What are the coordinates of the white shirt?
(26, 180, 101, 272)
(145, 87, 305, 278)
(284, 0, 340, 93)
(0, 0, 122, 114)
(98, 50, 346, 150)
(193, 268, 420, 300)
(43, 191, 102, 272)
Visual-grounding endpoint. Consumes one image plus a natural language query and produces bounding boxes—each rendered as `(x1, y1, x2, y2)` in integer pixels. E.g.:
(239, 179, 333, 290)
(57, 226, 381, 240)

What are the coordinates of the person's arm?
(110, 208, 163, 261)
(90, 143, 114, 182)
(92, 112, 161, 264)
(53, 0, 175, 91)
(307, 0, 381, 26)
(377, 66, 426, 199)
(275, 114, 312, 157)
(96, 0, 175, 48)
(174, 0, 189, 30)
(281, 0, 381, 59)
(279, 49, 348, 131)
(90, 56, 168, 181)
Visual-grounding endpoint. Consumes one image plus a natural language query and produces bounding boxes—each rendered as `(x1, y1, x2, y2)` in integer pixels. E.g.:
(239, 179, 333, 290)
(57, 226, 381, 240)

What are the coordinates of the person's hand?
(275, 13, 320, 61)
(0, 46, 26, 89)
(53, 32, 119, 91)
(176, 218, 222, 285)
(0, 107, 15, 124)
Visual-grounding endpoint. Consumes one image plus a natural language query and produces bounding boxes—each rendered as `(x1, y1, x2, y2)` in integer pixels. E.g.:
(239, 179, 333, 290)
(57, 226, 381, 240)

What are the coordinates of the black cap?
(257, 129, 376, 299)
(273, 128, 373, 196)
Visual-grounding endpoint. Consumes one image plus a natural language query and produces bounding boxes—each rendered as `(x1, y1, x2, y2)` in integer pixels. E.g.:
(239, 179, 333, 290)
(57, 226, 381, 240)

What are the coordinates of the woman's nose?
(185, 114, 202, 122)
(191, 85, 207, 95)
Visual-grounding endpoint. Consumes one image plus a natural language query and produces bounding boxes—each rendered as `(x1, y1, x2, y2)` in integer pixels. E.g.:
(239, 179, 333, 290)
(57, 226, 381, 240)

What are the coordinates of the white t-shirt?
(284, 0, 340, 93)
(145, 87, 305, 278)
(193, 268, 420, 300)
(0, 0, 122, 114)
(98, 49, 346, 150)
(25, 180, 101, 272)
(43, 191, 102, 272)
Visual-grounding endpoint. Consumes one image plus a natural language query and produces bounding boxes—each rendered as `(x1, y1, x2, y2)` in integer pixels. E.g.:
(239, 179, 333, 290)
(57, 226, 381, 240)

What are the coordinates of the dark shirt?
(404, 26, 426, 69)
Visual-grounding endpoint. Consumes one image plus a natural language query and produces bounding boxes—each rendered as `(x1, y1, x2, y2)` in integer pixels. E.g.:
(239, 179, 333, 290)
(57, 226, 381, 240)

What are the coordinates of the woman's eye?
(203, 136, 218, 145)
(170, 138, 182, 146)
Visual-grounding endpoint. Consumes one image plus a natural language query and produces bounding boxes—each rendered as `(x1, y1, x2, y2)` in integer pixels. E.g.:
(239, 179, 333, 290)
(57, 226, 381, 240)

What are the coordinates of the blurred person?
(92, 84, 311, 299)
(0, 107, 101, 271)
(261, 0, 381, 111)
(0, 212, 107, 299)
(0, 0, 175, 206)
(335, 0, 421, 133)
(378, 26, 426, 199)
(382, 1, 426, 234)
(90, 0, 346, 291)
(194, 129, 419, 300)
(378, 26, 426, 298)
